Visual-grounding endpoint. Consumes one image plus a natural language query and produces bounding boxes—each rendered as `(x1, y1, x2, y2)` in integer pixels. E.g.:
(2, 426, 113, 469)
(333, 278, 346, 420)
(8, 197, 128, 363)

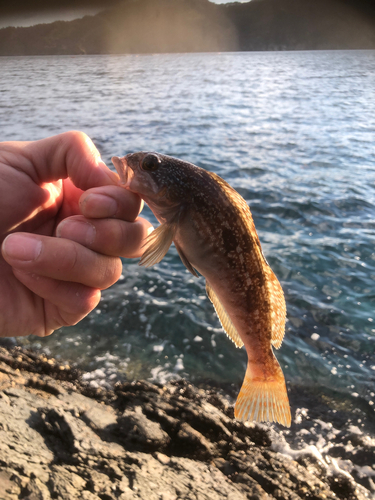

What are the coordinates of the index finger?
(79, 185, 144, 221)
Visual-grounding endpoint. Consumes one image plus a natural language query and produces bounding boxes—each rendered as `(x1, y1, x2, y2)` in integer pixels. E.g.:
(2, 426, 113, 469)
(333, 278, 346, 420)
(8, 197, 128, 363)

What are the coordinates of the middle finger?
(56, 215, 153, 258)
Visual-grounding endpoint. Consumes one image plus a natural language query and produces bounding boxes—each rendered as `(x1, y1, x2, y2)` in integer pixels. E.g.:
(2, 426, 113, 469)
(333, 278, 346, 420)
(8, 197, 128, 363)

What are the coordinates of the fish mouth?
(111, 156, 134, 187)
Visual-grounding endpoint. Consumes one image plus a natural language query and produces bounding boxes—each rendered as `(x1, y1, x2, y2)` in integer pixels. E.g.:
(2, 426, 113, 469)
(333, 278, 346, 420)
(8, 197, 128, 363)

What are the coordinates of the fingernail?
(56, 220, 96, 246)
(2, 234, 42, 262)
(81, 194, 118, 218)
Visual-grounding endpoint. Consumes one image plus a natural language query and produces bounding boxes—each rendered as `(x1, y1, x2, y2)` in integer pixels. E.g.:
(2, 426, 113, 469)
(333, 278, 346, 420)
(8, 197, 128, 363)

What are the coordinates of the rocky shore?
(0, 344, 373, 500)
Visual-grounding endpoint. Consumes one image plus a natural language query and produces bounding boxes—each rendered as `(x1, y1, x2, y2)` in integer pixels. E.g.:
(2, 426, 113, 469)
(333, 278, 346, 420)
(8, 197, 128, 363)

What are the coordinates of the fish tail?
(234, 356, 291, 427)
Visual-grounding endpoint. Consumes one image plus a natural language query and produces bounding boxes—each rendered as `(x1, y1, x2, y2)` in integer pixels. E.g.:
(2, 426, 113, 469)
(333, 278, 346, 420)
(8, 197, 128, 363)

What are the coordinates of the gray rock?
(0, 470, 22, 499)
(0, 346, 373, 500)
(48, 466, 86, 499)
(39, 407, 124, 460)
(118, 405, 171, 451)
(117, 452, 247, 500)
(82, 404, 118, 432)
(175, 422, 213, 459)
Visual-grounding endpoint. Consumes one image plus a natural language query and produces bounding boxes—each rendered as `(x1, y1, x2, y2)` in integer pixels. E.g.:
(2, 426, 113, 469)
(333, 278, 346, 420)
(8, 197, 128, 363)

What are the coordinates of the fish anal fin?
(267, 268, 286, 350)
(139, 223, 175, 268)
(206, 282, 244, 349)
(234, 357, 291, 427)
(175, 242, 199, 277)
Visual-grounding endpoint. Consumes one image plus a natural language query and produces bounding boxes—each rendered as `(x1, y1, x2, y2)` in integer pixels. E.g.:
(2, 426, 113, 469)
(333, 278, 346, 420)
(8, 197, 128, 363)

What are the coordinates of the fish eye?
(141, 154, 160, 172)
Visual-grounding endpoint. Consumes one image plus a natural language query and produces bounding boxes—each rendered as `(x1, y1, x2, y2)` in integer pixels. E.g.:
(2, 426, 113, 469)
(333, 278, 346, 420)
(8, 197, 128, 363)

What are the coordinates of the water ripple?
(1, 51, 375, 421)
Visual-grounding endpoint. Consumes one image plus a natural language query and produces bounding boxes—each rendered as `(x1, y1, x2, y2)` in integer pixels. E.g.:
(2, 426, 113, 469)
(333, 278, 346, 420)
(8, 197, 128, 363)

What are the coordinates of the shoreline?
(0, 344, 374, 499)
(1, 49, 375, 58)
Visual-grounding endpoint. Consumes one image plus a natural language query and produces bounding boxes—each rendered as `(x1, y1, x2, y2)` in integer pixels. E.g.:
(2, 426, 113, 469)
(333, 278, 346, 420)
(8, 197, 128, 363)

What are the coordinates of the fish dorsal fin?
(139, 223, 175, 267)
(266, 268, 286, 349)
(206, 281, 244, 349)
(174, 242, 199, 277)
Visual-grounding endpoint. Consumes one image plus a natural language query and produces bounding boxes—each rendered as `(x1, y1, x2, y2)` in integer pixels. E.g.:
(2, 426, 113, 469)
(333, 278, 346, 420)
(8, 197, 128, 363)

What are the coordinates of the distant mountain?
(226, 0, 375, 51)
(0, 0, 374, 55)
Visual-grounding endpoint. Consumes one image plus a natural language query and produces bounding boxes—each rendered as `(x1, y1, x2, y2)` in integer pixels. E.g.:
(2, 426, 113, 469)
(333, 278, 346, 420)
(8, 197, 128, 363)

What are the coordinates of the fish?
(111, 152, 291, 427)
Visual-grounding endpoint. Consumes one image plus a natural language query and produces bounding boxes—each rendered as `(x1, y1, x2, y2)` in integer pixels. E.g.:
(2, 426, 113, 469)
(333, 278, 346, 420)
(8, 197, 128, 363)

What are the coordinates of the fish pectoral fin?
(206, 281, 244, 349)
(174, 242, 199, 277)
(139, 223, 175, 267)
(235, 357, 291, 427)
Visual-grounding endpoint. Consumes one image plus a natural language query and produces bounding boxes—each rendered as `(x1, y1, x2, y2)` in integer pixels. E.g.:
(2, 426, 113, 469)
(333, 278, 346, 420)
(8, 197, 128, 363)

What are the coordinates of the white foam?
(347, 425, 362, 435)
(149, 366, 179, 385)
(174, 358, 184, 371)
(268, 410, 374, 495)
(82, 368, 106, 380)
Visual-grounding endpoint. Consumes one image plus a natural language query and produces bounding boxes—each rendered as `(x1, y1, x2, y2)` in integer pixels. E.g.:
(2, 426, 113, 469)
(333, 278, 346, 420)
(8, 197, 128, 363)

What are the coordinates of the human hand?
(0, 131, 153, 337)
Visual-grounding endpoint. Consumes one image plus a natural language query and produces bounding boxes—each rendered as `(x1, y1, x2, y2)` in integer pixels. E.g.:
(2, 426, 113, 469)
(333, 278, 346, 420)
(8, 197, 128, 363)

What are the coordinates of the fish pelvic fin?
(175, 242, 199, 277)
(139, 223, 175, 267)
(206, 281, 244, 349)
(234, 356, 291, 427)
(266, 268, 286, 350)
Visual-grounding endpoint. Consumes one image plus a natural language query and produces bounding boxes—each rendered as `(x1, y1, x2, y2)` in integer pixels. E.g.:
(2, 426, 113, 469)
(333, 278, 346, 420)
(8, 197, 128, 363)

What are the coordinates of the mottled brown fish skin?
(112, 152, 291, 427)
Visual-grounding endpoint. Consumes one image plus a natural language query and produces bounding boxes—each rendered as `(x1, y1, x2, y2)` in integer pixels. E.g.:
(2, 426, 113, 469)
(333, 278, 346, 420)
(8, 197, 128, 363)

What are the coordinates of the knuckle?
(63, 131, 99, 170)
(117, 219, 146, 258)
(68, 288, 100, 318)
(118, 220, 130, 248)
(61, 241, 79, 273)
(63, 130, 90, 147)
(118, 191, 142, 220)
(100, 257, 122, 289)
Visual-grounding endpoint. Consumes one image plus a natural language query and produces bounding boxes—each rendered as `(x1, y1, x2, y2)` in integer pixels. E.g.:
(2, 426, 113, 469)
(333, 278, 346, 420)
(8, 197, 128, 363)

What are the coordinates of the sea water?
(1, 52, 375, 456)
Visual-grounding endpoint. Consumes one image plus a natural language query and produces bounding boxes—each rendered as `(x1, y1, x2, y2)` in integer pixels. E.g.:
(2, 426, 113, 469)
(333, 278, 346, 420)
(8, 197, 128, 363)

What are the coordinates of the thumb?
(18, 131, 119, 190)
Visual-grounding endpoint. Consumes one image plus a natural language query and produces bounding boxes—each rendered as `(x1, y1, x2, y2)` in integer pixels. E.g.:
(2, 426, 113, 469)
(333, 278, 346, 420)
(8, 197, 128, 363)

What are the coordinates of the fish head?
(112, 152, 159, 197)
(111, 152, 199, 209)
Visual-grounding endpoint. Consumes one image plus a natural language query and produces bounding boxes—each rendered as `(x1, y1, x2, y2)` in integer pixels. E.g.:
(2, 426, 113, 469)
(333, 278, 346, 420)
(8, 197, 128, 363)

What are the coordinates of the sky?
(0, 0, 251, 29)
